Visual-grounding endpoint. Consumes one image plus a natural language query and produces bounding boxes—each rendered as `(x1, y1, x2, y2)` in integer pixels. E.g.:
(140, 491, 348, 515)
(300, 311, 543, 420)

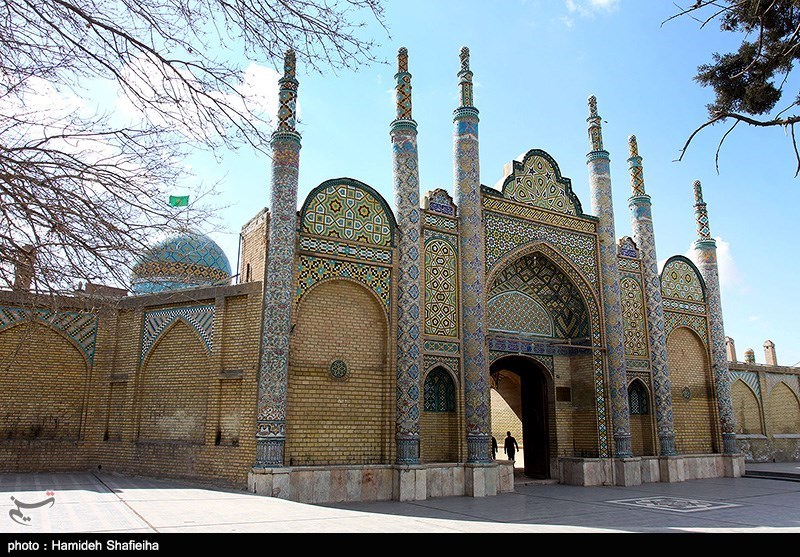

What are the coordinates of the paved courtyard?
(1, 463, 799, 534)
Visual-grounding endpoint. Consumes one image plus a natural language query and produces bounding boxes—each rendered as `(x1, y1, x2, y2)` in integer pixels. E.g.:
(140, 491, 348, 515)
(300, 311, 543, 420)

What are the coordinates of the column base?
(464, 462, 498, 497)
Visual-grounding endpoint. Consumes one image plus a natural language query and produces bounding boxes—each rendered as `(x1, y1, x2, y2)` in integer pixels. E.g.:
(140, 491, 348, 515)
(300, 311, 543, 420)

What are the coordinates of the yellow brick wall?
(766, 383, 800, 435)
(138, 320, 210, 443)
(630, 414, 655, 456)
(668, 327, 715, 454)
(491, 386, 522, 449)
(569, 354, 598, 457)
(0, 322, 87, 441)
(732, 379, 763, 435)
(0, 287, 262, 487)
(421, 411, 458, 462)
(551, 356, 572, 457)
(239, 209, 268, 285)
(286, 279, 393, 466)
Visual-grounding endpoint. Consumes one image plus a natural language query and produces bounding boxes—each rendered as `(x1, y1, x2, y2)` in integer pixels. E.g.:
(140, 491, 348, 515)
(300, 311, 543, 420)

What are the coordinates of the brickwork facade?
(286, 279, 393, 466)
(2, 48, 797, 498)
(667, 327, 716, 454)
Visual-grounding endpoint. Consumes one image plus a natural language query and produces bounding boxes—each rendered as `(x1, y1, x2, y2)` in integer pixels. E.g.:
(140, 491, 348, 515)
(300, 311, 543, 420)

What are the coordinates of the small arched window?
(629, 381, 649, 415)
(423, 367, 456, 412)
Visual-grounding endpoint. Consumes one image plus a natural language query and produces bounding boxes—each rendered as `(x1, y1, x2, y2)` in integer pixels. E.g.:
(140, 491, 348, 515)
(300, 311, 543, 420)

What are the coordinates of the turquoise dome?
(131, 230, 232, 294)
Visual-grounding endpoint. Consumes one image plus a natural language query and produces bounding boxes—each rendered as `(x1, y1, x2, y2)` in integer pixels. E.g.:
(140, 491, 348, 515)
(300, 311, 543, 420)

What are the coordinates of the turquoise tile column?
(586, 96, 632, 458)
(692, 181, 737, 454)
(391, 47, 422, 464)
(255, 51, 301, 467)
(453, 47, 489, 463)
(627, 135, 676, 456)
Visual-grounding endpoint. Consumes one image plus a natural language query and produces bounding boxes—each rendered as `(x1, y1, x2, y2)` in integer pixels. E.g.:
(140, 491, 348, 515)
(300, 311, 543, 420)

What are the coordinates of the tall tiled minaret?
(391, 47, 423, 464)
(627, 135, 676, 456)
(692, 180, 737, 453)
(255, 50, 302, 467)
(453, 47, 490, 463)
(586, 96, 632, 458)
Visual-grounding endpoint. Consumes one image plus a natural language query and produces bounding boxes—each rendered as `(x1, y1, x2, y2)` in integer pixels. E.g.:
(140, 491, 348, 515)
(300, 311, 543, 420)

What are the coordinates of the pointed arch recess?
(486, 241, 609, 458)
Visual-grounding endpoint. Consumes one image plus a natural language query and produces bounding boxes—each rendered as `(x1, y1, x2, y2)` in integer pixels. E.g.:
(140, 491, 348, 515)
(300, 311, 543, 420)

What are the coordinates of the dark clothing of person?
(504, 435, 519, 460)
(491, 436, 498, 459)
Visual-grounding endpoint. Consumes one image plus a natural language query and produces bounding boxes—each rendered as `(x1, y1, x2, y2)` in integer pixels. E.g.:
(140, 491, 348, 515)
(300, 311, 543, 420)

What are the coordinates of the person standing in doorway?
(491, 436, 498, 459)
(504, 431, 519, 461)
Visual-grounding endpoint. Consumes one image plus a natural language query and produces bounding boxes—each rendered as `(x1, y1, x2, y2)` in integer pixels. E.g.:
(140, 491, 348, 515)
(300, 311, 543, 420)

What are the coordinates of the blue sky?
(188, 0, 800, 368)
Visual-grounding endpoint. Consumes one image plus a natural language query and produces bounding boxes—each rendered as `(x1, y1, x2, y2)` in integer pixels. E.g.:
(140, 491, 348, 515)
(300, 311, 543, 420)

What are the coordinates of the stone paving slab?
(0, 468, 798, 534)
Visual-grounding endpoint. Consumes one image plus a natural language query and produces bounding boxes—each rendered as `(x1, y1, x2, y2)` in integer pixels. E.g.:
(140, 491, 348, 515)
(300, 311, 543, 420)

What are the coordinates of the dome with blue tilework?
(131, 230, 232, 294)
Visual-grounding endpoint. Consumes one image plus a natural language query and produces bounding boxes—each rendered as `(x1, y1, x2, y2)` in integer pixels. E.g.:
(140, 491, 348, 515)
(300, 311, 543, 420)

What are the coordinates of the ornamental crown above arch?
(498, 149, 584, 216)
(660, 255, 706, 303)
(300, 178, 397, 247)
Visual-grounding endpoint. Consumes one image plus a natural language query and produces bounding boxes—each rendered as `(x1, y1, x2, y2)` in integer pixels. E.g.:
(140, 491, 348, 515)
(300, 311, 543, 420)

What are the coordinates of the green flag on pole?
(169, 195, 189, 207)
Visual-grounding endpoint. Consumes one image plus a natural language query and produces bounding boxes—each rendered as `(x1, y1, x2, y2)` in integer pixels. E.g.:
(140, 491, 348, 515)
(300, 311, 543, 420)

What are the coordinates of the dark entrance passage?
(490, 356, 550, 479)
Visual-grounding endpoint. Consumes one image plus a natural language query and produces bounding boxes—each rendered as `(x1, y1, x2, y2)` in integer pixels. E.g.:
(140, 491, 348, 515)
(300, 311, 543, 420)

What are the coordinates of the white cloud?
(565, 0, 621, 16)
(748, 315, 761, 322)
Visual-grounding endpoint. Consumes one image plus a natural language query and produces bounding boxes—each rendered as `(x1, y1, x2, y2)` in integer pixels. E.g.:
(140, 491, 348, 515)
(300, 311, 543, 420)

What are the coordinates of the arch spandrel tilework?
(620, 277, 648, 358)
(487, 291, 553, 337)
(661, 257, 706, 303)
(486, 243, 609, 457)
(295, 255, 391, 315)
(424, 237, 458, 337)
(483, 211, 598, 283)
(664, 311, 708, 345)
(0, 306, 98, 365)
(300, 179, 395, 247)
(500, 150, 583, 216)
(141, 305, 214, 362)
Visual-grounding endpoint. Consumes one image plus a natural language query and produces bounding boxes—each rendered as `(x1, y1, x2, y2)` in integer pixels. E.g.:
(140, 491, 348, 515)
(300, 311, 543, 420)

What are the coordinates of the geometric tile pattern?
(296, 255, 391, 313)
(607, 496, 741, 513)
(586, 95, 631, 457)
(489, 253, 589, 339)
(256, 50, 301, 466)
(661, 257, 706, 303)
(627, 139, 676, 455)
(487, 291, 553, 337)
(620, 277, 648, 357)
(619, 257, 642, 272)
(0, 306, 98, 365)
(693, 180, 737, 451)
(454, 47, 490, 462)
(628, 380, 649, 415)
(424, 237, 458, 337)
(663, 298, 706, 314)
(423, 354, 460, 374)
(664, 310, 708, 344)
(391, 47, 422, 462)
(484, 211, 598, 282)
(482, 194, 596, 234)
(141, 305, 214, 362)
(301, 180, 394, 247)
(299, 235, 393, 264)
(424, 212, 459, 232)
(423, 340, 460, 354)
(500, 149, 582, 216)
